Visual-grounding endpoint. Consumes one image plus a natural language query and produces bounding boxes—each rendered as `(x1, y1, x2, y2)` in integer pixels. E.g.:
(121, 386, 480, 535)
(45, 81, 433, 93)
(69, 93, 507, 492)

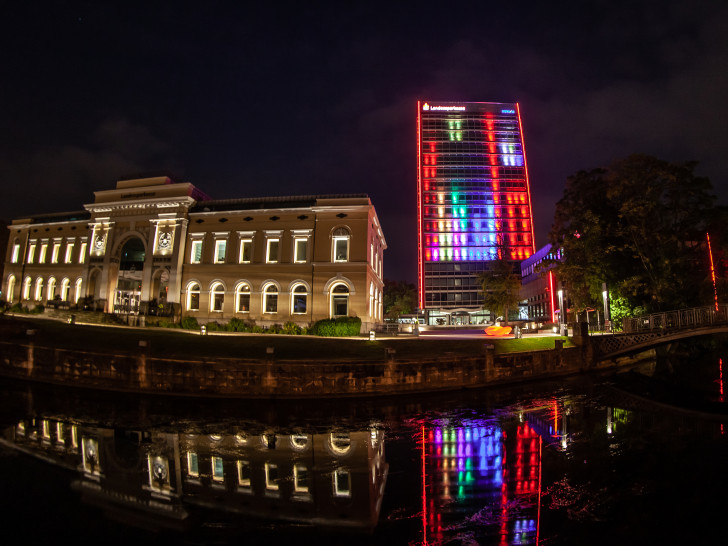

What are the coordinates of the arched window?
(235, 283, 251, 313)
(186, 283, 200, 311)
(47, 277, 56, 301)
(74, 278, 83, 304)
(263, 284, 278, 313)
(369, 282, 374, 318)
(22, 276, 32, 300)
(330, 283, 350, 317)
(291, 283, 308, 314)
(6, 275, 16, 303)
(34, 277, 44, 301)
(210, 282, 225, 312)
(332, 227, 350, 263)
(60, 278, 70, 301)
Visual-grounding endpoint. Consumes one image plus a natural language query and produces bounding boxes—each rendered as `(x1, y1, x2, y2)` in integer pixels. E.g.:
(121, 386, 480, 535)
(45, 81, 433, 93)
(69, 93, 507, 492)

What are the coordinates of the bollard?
(200, 325, 207, 335)
(369, 330, 376, 341)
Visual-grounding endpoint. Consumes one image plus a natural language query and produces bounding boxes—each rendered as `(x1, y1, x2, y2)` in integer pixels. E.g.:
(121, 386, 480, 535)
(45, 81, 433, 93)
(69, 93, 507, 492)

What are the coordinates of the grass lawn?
(0, 315, 572, 361)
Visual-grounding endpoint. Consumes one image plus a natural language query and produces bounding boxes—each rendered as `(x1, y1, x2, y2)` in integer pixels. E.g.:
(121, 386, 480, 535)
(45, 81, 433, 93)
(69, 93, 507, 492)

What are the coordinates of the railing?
(622, 304, 728, 333)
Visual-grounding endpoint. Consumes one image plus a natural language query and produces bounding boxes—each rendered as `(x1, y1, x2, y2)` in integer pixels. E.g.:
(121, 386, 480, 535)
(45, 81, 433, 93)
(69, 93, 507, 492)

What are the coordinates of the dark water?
(1, 343, 727, 545)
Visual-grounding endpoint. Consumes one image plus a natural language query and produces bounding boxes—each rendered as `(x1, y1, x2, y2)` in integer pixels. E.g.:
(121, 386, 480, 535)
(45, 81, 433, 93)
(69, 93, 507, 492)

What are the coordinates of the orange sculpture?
(484, 325, 513, 336)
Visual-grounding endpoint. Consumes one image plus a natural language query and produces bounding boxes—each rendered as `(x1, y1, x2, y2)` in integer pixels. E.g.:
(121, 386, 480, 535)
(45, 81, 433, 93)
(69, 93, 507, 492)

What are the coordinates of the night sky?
(2, 1, 727, 283)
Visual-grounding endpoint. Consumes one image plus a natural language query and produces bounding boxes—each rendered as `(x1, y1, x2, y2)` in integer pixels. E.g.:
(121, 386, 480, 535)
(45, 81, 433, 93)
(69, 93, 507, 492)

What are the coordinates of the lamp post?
(602, 282, 610, 332)
(558, 283, 566, 336)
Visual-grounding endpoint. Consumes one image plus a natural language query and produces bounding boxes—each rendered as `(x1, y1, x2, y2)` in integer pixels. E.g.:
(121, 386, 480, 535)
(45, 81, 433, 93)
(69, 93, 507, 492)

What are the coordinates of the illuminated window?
(334, 469, 351, 497)
(290, 434, 309, 451)
(329, 432, 352, 455)
(237, 460, 251, 488)
(263, 284, 278, 313)
(239, 239, 252, 263)
(65, 242, 74, 264)
(34, 278, 44, 301)
(74, 278, 83, 304)
(332, 228, 350, 262)
(41, 420, 51, 441)
(148, 455, 170, 491)
(235, 283, 251, 313)
(291, 283, 308, 314)
(294, 238, 308, 263)
(82, 437, 100, 475)
(186, 282, 200, 311)
(187, 452, 199, 477)
(211, 456, 225, 482)
(79, 241, 87, 264)
(214, 239, 227, 264)
(210, 282, 225, 312)
(266, 239, 279, 263)
(39, 243, 48, 263)
(27, 243, 36, 263)
(47, 277, 56, 301)
(294, 464, 310, 494)
(60, 278, 70, 301)
(11, 241, 20, 263)
(330, 284, 349, 318)
(51, 243, 60, 264)
(6, 275, 15, 303)
(265, 462, 279, 491)
(190, 240, 203, 264)
(22, 276, 31, 300)
(56, 422, 65, 445)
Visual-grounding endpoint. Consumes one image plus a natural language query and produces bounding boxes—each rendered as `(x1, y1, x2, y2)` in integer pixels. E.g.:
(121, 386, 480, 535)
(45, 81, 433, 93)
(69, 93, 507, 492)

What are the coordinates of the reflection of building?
(417, 101, 535, 325)
(421, 420, 540, 545)
(2, 417, 388, 532)
(3, 176, 386, 331)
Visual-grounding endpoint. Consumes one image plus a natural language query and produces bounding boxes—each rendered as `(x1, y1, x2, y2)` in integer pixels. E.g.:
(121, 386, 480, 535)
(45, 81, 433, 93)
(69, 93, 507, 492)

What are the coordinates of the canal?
(0, 340, 727, 545)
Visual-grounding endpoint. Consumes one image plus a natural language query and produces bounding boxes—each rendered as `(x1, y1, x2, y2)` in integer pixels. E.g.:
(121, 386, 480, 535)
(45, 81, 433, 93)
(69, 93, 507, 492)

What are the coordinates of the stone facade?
(3, 176, 387, 332)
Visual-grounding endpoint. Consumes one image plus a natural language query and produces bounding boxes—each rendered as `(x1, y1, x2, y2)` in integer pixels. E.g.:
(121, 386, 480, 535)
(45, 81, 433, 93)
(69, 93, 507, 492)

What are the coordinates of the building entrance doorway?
(114, 237, 145, 315)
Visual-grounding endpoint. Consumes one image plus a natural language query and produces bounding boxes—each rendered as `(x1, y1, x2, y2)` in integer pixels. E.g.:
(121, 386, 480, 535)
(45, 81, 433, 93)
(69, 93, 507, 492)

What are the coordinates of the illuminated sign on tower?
(417, 101, 535, 323)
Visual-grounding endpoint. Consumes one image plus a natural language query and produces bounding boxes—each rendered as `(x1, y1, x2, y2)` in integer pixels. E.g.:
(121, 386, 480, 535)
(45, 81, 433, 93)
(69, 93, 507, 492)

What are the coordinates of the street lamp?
(602, 282, 610, 332)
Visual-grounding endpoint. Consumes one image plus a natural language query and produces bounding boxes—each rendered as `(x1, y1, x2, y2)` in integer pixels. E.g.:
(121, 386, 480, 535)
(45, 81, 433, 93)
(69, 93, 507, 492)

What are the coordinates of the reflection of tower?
(421, 421, 541, 545)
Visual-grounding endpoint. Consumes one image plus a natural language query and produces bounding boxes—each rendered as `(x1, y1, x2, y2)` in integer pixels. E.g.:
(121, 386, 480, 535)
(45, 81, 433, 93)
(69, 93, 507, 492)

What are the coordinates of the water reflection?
(2, 359, 728, 545)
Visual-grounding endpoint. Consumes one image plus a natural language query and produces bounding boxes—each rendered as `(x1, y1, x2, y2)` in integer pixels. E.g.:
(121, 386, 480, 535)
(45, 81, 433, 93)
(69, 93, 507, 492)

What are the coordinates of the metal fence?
(622, 304, 728, 333)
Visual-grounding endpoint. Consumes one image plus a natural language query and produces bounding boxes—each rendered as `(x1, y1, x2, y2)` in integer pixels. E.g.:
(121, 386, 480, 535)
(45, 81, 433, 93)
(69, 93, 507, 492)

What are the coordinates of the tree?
(478, 259, 522, 324)
(383, 280, 417, 320)
(549, 154, 716, 315)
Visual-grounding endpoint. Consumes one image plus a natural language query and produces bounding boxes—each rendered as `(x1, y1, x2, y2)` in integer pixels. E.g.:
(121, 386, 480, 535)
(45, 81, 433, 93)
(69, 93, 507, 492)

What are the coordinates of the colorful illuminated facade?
(417, 101, 535, 324)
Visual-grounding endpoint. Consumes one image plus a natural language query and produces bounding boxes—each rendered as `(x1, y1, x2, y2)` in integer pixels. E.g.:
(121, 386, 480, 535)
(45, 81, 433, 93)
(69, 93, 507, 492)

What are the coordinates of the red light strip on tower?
(417, 101, 425, 309)
(707, 232, 719, 312)
(516, 103, 536, 255)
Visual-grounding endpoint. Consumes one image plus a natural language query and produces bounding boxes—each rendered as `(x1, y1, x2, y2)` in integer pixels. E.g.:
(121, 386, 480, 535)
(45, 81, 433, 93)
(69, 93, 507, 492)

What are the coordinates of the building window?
(291, 283, 308, 314)
(237, 460, 251, 488)
(266, 239, 279, 264)
(190, 240, 203, 264)
(79, 242, 87, 264)
(239, 239, 252, 263)
(22, 276, 32, 300)
(34, 278, 44, 301)
(47, 277, 56, 301)
(27, 243, 36, 264)
(212, 456, 225, 483)
(334, 469, 351, 497)
(39, 243, 48, 264)
(6, 275, 16, 303)
(74, 278, 83, 304)
(65, 243, 74, 264)
(265, 462, 279, 491)
(332, 227, 350, 262)
(60, 278, 70, 301)
(294, 238, 308, 263)
(331, 283, 350, 317)
(263, 284, 278, 313)
(294, 464, 310, 494)
(210, 282, 225, 312)
(214, 240, 227, 264)
(187, 283, 200, 311)
(51, 243, 60, 264)
(187, 452, 199, 477)
(11, 241, 20, 264)
(235, 283, 251, 313)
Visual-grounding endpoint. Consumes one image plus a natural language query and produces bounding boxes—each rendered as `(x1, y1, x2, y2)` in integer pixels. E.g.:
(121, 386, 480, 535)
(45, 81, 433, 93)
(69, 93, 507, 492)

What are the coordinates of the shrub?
(309, 317, 361, 337)
(30, 304, 45, 314)
(282, 321, 303, 335)
(180, 316, 200, 330)
(227, 317, 247, 332)
(205, 321, 223, 331)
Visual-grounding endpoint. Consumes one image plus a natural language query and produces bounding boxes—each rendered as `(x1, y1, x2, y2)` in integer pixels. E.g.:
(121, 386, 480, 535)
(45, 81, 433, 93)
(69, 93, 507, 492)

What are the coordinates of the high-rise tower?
(417, 101, 535, 325)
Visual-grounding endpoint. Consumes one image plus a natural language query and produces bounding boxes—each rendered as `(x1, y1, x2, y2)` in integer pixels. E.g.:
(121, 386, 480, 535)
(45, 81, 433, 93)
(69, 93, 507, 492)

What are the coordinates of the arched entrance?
(114, 237, 145, 315)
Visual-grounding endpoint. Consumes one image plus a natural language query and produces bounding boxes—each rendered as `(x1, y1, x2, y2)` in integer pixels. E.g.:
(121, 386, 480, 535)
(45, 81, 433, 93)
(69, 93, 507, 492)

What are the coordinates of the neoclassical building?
(3, 176, 387, 332)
